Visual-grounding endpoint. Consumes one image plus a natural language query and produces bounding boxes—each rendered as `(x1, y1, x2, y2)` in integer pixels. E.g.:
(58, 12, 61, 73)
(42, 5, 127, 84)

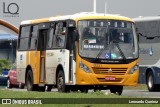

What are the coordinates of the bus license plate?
(105, 76, 115, 80)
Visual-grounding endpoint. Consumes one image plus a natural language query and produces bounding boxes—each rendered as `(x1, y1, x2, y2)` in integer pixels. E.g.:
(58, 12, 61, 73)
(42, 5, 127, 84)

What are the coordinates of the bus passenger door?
(37, 23, 49, 83)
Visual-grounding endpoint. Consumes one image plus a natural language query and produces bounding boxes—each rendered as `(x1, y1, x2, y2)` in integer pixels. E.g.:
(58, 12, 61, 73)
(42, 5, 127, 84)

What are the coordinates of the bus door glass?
(37, 23, 49, 82)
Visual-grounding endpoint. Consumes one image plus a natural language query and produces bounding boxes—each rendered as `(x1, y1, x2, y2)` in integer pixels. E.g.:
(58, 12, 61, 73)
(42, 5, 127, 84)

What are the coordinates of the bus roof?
(21, 12, 133, 25)
(133, 16, 160, 22)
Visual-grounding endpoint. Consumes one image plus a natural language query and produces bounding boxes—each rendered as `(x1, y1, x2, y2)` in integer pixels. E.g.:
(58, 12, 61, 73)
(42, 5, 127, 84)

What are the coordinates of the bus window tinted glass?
(20, 26, 31, 38)
(19, 38, 29, 50)
(19, 26, 31, 50)
(136, 21, 160, 43)
(54, 22, 66, 48)
(47, 28, 54, 49)
(30, 25, 38, 50)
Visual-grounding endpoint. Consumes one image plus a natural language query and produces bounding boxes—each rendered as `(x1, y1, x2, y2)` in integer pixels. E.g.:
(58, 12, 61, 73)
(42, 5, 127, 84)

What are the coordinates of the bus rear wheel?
(26, 70, 38, 91)
(109, 86, 123, 95)
(57, 70, 69, 92)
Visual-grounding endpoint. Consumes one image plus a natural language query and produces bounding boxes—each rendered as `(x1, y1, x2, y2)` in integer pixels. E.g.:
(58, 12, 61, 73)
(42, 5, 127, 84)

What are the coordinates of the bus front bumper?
(76, 69, 139, 86)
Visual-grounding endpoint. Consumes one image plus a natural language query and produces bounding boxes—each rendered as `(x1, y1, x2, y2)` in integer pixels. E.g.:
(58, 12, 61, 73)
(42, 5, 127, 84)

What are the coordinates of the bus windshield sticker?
(111, 53, 117, 59)
(83, 45, 104, 49)
(105, 53, 110, 59)
(88, 39, 96, 43)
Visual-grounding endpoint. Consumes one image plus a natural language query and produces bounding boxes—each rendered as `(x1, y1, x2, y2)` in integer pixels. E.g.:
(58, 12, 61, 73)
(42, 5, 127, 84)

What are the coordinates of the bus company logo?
(139, 46, 153, 56)
(108, 68, 112, 73)
(2, 2, 19, 17)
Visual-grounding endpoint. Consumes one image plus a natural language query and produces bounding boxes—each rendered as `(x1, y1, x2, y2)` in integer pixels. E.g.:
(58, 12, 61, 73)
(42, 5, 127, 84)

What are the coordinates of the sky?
(0, 0, 160, 27)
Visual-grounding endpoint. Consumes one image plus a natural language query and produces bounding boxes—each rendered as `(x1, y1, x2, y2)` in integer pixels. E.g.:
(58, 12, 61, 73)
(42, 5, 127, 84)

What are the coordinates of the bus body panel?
(139, 43, 160, 65)
(139, 66, 160, 84)
(45, 49, 71, 84)
(17, 52, 27, 83)
(28, 51, 40, 84)
(75, 53, 139, 86)
(17, 51, 41, 84)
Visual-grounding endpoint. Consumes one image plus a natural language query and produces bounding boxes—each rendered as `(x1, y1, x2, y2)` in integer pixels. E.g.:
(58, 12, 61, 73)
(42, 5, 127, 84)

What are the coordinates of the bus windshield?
(78, 20, 138, 60)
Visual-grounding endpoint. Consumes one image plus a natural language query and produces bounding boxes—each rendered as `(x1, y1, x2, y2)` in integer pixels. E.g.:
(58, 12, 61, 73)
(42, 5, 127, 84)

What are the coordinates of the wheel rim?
(7, 79, 10, 88)
(148, 74, 153, 89)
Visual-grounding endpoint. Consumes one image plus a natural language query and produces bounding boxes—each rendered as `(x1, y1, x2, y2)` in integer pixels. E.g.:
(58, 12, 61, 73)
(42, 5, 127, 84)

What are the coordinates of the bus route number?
(94, 64, 102, 67)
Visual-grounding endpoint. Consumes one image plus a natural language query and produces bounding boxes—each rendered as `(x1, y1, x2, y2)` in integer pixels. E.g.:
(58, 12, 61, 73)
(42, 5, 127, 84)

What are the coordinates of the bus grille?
(92, 67, 127, 75)
(97, 78, 122, 82)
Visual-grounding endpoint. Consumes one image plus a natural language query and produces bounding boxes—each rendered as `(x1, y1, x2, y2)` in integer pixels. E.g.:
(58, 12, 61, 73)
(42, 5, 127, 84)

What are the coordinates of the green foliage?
(0, 59, 11, 73)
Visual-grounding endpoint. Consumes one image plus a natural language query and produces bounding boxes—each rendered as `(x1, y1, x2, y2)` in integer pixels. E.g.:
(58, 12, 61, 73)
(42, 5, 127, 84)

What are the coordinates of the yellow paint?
(27, 51, 40, 84)
(31, 18, 49, 24)
(75, 15, 133, 22)
(75, 50, 139, 86)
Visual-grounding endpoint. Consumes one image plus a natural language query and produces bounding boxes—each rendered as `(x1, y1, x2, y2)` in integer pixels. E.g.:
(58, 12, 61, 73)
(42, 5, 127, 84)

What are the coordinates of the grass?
(0, 89, 159, 107)
(0, 89, 122, 98)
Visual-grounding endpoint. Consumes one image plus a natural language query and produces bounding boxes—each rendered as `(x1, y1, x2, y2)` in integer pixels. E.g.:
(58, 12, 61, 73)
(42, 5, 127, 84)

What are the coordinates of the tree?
(0, 59, 11, 74)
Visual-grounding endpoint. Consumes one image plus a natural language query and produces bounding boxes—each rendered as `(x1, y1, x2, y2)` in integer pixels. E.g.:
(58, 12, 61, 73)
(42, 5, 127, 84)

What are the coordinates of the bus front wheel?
(26, 70, 38, 91)
(109, 86, 123, 95)
(57, 70, 69, 92)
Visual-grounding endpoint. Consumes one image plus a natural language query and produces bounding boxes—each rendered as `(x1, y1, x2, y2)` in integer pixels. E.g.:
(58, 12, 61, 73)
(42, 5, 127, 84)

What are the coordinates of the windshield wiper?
(95, 44, 109, 61)
(112, 40, 126, 62)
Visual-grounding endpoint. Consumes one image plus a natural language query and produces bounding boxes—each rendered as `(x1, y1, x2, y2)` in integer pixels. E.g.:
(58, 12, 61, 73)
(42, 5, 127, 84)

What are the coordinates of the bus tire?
(26, 70, 38, 91)
(80, 87, 88, 93)
(146, 71, 160, 91)
(110, 86, 123, 95)
(7, 78, 12, 88)
(57, 70, 69, 92)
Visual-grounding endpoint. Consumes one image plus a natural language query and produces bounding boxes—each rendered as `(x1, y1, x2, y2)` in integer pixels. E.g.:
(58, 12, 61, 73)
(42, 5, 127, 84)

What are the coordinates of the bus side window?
(30, 25, 38, 50)
(53, 22, 66, 48)
(47, 27, 54, 49)
(19, 26, 31, 50)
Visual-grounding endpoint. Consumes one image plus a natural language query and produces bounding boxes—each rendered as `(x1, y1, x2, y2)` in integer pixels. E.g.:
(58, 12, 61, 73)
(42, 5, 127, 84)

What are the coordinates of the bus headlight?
(79, 61, 91, 73)
(128, 63, 139, 74)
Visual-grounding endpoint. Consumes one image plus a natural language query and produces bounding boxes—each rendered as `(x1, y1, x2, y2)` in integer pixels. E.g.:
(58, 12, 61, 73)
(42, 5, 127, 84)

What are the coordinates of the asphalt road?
(0, 86, 160, 98)
(122, 90, 160, 98)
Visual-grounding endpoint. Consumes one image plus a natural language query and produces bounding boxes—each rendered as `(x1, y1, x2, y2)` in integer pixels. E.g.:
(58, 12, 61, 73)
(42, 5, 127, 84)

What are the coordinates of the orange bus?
(17, 12, 139, 95)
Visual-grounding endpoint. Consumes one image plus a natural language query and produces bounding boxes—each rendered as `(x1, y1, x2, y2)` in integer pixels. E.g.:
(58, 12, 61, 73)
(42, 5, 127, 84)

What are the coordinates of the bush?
(0, 59, 11, 74)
